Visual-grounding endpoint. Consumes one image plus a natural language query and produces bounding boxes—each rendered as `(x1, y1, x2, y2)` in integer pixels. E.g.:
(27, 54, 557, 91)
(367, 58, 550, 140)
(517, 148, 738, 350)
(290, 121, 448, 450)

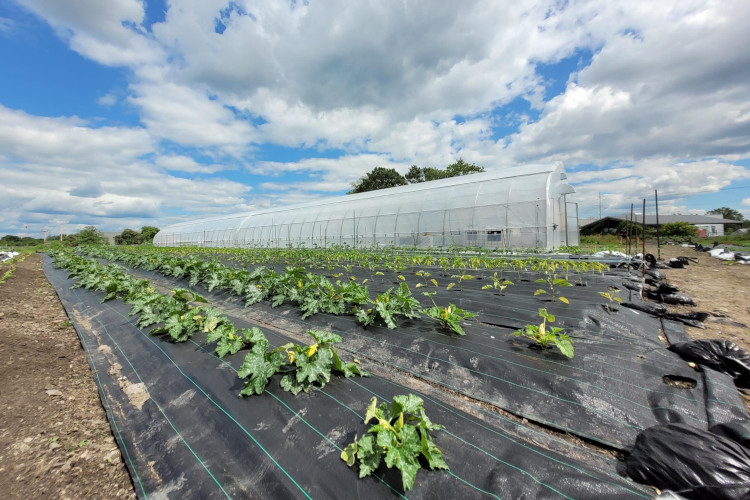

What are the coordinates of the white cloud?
(0, 104, 153, 167)
(5, 0, 750, 234)
(128, 81, 258, 155)
(568, 159, 750, 217)
(0, 105, 253, 233)
(97, 93, 118, 107)
(19, 0, 164, 66)
(154, 154, 230, 174)
(505, 1, 750, 164)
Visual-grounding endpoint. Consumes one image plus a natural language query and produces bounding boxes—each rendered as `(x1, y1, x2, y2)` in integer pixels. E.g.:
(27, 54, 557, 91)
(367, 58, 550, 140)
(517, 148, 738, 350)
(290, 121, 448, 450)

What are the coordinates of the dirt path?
(0, 254, 135, 499)
(647, 243, 750, 351)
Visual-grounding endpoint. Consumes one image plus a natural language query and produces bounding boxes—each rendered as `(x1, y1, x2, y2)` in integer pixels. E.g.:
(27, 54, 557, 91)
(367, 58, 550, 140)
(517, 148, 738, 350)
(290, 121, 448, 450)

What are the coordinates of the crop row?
(119, 243, 609, 280)
(52, 249, 366, 396)
(76, 245, 477, 335)
(51, 249, 448, 490)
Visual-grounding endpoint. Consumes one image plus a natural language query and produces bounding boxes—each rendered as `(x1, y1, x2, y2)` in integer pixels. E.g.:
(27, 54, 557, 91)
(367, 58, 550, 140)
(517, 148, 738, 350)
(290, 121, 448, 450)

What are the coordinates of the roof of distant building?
(580, 214, 739, 229)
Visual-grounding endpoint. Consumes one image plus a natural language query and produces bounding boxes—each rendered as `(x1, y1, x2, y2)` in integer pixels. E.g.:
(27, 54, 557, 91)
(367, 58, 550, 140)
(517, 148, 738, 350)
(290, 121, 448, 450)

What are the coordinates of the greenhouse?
(154, 162, 578, 250)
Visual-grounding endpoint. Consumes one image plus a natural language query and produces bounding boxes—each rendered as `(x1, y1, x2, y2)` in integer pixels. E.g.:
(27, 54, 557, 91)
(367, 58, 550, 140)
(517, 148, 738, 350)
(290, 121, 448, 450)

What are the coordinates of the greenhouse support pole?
(655, 190, 661, 260)
(642, 199, 646, 283)
(563, 194, 569, 247)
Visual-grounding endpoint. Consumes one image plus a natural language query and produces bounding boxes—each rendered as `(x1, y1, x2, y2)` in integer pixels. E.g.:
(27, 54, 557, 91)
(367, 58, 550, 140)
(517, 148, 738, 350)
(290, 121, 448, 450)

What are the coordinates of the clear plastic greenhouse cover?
(153, 162, 578, 250)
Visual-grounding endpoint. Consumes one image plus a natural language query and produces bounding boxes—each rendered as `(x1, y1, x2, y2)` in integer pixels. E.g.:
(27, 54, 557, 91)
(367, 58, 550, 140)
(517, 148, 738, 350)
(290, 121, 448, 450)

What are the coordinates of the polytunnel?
(154, 162, 578, 250)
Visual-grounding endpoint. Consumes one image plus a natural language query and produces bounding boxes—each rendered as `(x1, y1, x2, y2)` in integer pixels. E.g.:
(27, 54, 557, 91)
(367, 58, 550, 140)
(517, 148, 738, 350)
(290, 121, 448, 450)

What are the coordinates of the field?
(1, 243, 748, 498)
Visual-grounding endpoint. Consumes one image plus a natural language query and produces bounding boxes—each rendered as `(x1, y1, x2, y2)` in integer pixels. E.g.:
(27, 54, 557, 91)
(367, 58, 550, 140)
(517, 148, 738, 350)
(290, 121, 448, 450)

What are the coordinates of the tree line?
(0, 225, 160, 247)
(347, 159, 485, 194)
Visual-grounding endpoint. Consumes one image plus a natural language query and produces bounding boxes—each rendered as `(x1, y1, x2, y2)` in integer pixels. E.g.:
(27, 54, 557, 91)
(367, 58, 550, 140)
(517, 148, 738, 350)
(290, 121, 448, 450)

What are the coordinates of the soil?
(646, 243, 750, 352)
(0, 254, 135, 499)
(0, 247, 747, 497)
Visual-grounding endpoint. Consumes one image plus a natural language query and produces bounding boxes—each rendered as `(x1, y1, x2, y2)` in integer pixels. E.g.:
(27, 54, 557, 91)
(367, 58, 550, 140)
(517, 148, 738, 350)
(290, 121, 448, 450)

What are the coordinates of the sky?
(1, 0, 749, 238)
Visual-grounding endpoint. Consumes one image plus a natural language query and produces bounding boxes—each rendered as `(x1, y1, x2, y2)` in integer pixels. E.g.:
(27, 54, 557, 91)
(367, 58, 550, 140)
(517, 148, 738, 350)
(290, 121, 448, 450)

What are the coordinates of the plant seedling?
(449, 273, 474, 291)
(421, 292, 477, 335)
(534, 274, 572, 304)
(512, 308, 574, 358)
(481, 272, 514, 294)
(599, 287, 623, 312)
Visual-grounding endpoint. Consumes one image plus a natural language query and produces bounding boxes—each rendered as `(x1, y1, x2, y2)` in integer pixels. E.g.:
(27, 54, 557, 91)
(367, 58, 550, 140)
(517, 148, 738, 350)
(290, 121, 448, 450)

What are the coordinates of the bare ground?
(0, 253, 135, 499)
(647, 243, 750, 352)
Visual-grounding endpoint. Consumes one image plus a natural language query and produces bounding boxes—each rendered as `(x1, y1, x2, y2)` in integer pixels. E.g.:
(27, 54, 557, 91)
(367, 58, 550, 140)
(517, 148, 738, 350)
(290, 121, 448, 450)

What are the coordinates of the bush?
(660, 222, 698, 239)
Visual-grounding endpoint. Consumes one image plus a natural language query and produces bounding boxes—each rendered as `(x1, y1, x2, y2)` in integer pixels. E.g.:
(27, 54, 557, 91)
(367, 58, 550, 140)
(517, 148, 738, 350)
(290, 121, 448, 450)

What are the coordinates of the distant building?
(155, 162, 579, 250)
(580, 214, 739, 237)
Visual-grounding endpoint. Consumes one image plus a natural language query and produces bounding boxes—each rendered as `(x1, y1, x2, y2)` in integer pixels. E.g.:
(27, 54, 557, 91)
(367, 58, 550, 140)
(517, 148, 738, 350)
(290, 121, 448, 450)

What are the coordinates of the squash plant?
(238, 329, 367, 396)
(341, 394, 448, 492)
(421, 292, 477, 335)
(355, 283, 421, 329)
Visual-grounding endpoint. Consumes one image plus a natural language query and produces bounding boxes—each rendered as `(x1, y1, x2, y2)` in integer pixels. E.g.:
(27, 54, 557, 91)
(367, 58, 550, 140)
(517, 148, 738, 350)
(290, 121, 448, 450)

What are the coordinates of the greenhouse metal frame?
(154, 162, 578, 250)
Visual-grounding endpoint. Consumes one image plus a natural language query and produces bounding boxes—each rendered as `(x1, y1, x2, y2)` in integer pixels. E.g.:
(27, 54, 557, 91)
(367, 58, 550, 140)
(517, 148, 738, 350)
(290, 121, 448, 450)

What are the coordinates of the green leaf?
(391, 394, 424, 418)
(280, 373, 307, 395)
(384, 425, 421, 491)
(238, 350, 281, 396)
(534, 289, 546, 295)
(241, 326, 267, 347)
(355, 434, 381, 478)
(306, 329, 342, 345)
(558, 296, 569, 305)
(295, 346, 333, 387)
(556, 338, 574, 358)
(216, 333, 244, 357)
(341, 438, 358, 467)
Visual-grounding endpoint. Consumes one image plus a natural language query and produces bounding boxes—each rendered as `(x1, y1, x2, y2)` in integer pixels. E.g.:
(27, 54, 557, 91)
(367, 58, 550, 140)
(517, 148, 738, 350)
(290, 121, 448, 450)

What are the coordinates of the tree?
(405, 166, 448, 183)
(115, 229, 142, 245)
(140, 226, 160, 243)
(444, 158, 485, 177)
(661, 222, 698, 239)
(405, 159, 485, 184)
(349, 160, 485, 194)
(73, 226, 106, 246)
(707, 207, 743, 221)
(348, 167, 407, 194)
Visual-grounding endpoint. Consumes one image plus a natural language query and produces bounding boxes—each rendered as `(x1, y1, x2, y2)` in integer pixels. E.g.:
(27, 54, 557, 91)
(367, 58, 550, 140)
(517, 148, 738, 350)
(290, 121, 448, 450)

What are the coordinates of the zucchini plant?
(341, 395, 448, 492)
(52, 250, 367, 397)
(421, 292, 477, 336)
(355, 283, 421, 329)
(238, 329, 367, 396)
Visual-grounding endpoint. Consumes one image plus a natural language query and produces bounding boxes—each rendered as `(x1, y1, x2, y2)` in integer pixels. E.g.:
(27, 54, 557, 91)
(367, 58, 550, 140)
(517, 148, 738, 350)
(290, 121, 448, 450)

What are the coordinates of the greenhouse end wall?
(154, 162, 578, 251)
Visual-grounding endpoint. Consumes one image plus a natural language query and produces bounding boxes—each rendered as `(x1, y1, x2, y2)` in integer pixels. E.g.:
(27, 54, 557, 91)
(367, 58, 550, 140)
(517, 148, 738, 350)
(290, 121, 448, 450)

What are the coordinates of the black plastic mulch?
(116, 260, 746, 452)
(44, 256, 652, 499)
